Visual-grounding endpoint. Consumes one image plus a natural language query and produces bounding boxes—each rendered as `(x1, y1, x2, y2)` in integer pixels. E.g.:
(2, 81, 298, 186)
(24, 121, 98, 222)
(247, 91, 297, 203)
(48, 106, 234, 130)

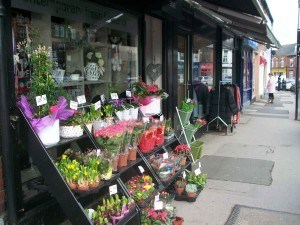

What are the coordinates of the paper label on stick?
(154, 201, 163, 210)
(36, 95, 47, 106)
(70, 101, 78, 110)
(126, 91, 132, 97)
(138, 166, 145, 174)
(195, 168, 201, 176)
(94, 101, 101, 110)
(101, 94, 105, 102)
(110, 93, 118, 100)
(77, 95, 86, 104)
(109, 184, 118, 195)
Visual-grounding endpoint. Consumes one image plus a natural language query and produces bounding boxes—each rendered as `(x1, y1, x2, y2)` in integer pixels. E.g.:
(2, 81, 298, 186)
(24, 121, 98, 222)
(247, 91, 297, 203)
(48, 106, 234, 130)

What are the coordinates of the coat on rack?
(208, 85, 238, 124)
(193, 82, 210, 116)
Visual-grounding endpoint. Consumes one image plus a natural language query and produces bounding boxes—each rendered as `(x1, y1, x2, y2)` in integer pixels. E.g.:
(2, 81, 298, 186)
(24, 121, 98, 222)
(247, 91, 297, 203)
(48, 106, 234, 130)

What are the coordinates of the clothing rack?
(207, 80, 231, 134)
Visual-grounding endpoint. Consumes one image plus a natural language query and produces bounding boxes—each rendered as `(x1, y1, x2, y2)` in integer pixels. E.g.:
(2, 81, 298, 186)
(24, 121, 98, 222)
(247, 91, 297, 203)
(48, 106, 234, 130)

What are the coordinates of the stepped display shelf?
(17, 105, 189, 225)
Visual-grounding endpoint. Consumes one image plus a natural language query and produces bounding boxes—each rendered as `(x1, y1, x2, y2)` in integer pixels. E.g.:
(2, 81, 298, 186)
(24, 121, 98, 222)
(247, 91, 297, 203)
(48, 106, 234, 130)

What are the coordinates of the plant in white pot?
(60, 111, 84, 138)
(18, 45, 74, 145)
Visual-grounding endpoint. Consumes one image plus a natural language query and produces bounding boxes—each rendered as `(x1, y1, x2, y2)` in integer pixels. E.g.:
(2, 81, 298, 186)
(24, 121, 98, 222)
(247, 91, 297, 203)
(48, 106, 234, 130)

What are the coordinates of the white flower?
(95, 52, 102, 58)
(13, 54, 19, 65)
(86, 52, 93, 60)
(98, 59, 104, 67)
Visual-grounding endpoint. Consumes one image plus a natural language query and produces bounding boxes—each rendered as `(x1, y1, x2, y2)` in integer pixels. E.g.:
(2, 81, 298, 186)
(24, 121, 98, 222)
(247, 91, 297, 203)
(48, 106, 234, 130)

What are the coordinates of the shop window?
(281, 58, 285, 67)
(290, 58, 294, 67)
(12, 3, 139, 101)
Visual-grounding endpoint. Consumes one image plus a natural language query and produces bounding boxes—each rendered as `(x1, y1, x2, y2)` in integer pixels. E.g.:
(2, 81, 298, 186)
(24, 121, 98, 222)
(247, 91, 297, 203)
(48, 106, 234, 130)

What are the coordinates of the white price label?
(126, 90, 132, 97)
(138, 166, 145, 174)
(155, 194, 160, 202)
(109, 184, 118, 195)
(77, 95, 86, 104)
(94, 101, 101, 110)
(183, 171, 186, 179)
(154, 201, 163, 210)
(96, 149, 101, 156)
(70, 101, 78, 110)
(36, 95, 47, 106)
(110, 93, 119, 100)
(195, 168, 201, 176)
(100, 94, 105, 102)
(163, 152, 168, 159)
(143, 117, 150, 123)
(199, 162, 202, 168)
(160, 115, 164, 121)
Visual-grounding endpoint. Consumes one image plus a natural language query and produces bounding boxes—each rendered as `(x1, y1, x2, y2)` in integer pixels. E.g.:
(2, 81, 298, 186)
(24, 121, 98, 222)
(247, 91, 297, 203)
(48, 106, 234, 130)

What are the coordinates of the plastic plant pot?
(178, 110, 193, 126)
(191, 140, 204, 160)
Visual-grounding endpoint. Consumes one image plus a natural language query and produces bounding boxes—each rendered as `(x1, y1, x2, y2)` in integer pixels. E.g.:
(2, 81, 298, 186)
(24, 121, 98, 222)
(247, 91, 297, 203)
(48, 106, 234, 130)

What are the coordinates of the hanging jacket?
(208, 85, 238, 124)
(193, 83, 210, 115)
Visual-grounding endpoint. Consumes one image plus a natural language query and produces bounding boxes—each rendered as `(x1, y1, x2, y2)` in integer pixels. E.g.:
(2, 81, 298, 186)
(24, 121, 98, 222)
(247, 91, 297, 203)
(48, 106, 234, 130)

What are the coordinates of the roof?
(274, 44, 297, 56)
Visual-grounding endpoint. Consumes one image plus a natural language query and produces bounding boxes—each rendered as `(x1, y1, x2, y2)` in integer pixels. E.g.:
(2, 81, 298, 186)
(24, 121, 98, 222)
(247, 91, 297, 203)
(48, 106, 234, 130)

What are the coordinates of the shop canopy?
(187, 0, 281, 48)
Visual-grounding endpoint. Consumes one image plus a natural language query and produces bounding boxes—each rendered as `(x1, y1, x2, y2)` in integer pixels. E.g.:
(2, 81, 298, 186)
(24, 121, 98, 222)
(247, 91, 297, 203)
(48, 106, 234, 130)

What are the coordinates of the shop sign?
(11, 0, 131, 29)
(243, 40, 258, 50)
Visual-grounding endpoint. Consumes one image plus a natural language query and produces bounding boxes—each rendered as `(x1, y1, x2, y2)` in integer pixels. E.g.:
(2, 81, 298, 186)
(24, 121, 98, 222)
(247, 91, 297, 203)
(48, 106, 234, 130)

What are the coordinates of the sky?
(267, 0, 298, 45)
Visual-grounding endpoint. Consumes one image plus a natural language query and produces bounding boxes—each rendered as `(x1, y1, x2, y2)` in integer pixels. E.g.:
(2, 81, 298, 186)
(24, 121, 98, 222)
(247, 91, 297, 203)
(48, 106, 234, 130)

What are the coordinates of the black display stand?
(17, 106, 192, 225)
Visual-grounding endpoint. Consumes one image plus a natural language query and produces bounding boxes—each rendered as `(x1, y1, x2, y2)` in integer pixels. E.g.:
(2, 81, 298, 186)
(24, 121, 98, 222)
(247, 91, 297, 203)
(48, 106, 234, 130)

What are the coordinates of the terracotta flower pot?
(67, 181, 77, 190)
(172, 216, 184, 225)
(175, 187, 185, 196)
(89, 180, 100, 189)
(128, 147, 137, 161)
(186, 192, 196, 198)
(118, 153, 128, 167)
(77, 184, 89, 191)
(112, 155, 119, 172)
(181, 156, 187, 166)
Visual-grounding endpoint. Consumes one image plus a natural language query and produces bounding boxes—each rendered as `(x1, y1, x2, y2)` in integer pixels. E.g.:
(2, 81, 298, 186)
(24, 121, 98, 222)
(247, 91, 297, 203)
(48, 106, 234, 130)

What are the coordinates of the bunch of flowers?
(125, 175, 155, 203)
(195, 118, 207, 128)
(94, 123, 126, 156)
(180, 98, 196, 112)
(132, 82, 167, 105)
(85, 49, 105, 75)
(174, 144, 191, 156)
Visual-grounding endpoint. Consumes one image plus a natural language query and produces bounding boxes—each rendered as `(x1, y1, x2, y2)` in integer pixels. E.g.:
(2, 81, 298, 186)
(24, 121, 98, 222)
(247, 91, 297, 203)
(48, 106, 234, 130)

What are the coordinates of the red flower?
(146, 84, 159, 93)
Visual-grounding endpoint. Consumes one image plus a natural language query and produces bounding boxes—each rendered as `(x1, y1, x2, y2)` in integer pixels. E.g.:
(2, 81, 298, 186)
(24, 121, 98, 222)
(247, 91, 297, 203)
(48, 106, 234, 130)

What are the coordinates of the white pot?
(84, 62, 101, 81)
(139, 97, 161, 115)
(60, 125, 83, 138)
(115, 111, 123, 120)
(130, 108, 139, 120)
(122, 109, 130, 121)
(37, 119, 60, 145)
(93, 120, 105, 132)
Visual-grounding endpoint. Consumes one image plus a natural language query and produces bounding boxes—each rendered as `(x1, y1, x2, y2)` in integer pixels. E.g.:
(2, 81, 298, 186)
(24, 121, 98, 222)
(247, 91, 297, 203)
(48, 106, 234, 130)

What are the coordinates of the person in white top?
(266, 73, 276, 103)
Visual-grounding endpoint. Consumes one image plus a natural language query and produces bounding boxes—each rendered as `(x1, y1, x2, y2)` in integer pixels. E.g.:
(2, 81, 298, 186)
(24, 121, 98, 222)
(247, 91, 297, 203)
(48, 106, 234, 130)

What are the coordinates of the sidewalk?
(173, 91, 300, 225)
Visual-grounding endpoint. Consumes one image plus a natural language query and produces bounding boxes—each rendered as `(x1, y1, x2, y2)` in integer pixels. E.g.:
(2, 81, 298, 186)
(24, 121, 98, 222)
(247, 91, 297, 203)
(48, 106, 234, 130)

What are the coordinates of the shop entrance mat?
(225, 205, 300, 225)
(200, 155, 274, 185)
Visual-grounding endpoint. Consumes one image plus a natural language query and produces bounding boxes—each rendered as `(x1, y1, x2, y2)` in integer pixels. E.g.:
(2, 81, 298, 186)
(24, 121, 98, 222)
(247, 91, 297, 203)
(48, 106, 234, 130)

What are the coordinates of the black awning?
(189, 0, 281, 48)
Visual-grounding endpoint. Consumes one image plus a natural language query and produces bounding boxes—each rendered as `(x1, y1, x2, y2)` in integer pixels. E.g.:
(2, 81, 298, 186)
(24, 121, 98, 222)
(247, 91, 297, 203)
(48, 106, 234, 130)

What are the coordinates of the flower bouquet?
(125, 175, 155, 205)
(174, 144, 191, 166)
(138, 125, 157, 153)
(84, 47, 105, 80)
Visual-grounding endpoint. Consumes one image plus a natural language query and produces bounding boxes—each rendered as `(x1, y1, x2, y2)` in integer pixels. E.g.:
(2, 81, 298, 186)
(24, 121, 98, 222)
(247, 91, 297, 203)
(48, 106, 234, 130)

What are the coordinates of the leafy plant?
(61, 111, 83, 126)
(180, 98, 196, 112)
(187, 173, 207, 189)
(174, 179, 186, 188)
(185, 183, 197, 193)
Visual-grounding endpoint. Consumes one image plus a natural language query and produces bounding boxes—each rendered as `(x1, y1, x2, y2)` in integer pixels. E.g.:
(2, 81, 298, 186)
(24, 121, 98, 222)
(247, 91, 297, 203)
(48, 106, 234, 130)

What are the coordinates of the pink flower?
(49, 105, 59, 114)
(146, 84, 159, 93)
(174, 144, 191, 154)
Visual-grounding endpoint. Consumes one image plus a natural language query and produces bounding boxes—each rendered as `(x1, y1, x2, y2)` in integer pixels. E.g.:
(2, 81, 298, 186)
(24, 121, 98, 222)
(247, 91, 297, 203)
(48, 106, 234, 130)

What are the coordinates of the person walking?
(277, 74, 282, 91)
(266, 73, 276, 103)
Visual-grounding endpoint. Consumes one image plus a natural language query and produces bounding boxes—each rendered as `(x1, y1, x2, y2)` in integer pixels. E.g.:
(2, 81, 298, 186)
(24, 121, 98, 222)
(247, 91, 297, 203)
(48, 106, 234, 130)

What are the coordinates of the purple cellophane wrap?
(18, 95, 74, 133)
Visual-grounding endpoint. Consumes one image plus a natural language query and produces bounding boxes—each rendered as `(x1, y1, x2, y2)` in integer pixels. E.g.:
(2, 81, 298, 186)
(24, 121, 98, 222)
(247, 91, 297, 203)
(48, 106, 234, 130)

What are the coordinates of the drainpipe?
(0, 0, 18, 224)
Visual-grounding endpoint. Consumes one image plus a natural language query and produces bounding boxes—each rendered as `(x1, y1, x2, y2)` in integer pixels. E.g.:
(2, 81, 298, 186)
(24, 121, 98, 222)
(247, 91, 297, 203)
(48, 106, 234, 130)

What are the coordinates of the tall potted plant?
(18, 45, 73, 145)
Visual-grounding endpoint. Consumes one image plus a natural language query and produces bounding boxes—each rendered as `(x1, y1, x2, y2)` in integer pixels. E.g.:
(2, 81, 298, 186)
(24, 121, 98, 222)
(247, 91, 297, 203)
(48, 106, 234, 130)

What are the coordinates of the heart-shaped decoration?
(108, 35, 122, 45)
(146, 63, 162, 82)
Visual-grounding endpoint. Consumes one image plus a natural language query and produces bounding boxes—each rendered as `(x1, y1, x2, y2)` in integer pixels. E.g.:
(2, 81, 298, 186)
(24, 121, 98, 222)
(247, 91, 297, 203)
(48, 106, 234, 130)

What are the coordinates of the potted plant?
(103, 103, 115, 125)
(174, 179, 186, 196)
(128, 121, 145, 161)
(141, 207, 173, 225)
(84, 46, 105, 81)
(185, 183, 198, 198)
(174, 144, 191, 166)
(178, 98, 196, 126)
(82, 105, 103, 133)
(18, 45, 74, 145)
(190, 140, 204, 161)
(187, 173, 207, 189)
(60, 110, 84, 138)
(164, 118, 174, 140)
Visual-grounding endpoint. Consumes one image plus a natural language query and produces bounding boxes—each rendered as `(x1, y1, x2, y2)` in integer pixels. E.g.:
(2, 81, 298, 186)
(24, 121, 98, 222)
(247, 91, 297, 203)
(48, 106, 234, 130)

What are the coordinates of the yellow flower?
(62, 155, 67, 160)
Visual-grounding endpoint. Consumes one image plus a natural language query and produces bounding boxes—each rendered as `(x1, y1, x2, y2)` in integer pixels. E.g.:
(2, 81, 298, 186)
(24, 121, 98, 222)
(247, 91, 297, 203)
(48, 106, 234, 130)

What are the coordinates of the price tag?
(183, 171, 186, 179)
(110, 93, 119, 100)
(96, 149, 101, 156)
(186, 98, 191, 103)
(70, 101, 78, 110)
(154, 201, 163, 210)
(143, 117, 150, 123)
(199, 162, 202, 168)
(36, 96, 45, 106)
(77, 95, 86, 104)
(138, 166, 145, 174)
(109, 184, 118, 195)
(126, 90, 132, 97)
(195, 168, 201, 176)
(101, 94, 105, 102)
(94, 101, 101, 110)
(41, 95, 47, 105)
(155, 194, 160, 202)
(160, 115, 164, 122)
(163, 152, 168, 159)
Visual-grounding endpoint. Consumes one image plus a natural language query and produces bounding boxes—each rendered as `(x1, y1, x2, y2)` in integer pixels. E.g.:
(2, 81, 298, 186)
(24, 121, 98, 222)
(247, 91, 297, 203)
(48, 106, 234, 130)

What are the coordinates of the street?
(173, 91, 300, 225)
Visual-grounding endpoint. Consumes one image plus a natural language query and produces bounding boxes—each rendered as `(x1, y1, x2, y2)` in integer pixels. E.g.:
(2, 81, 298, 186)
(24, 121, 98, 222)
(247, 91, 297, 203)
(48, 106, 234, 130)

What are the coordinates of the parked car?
(285, 78, 295, 91)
